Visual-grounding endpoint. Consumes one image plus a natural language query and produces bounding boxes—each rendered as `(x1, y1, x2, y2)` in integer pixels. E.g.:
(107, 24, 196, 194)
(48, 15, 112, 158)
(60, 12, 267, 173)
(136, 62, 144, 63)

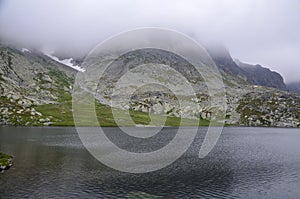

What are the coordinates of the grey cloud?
(0, 0, 299, 82)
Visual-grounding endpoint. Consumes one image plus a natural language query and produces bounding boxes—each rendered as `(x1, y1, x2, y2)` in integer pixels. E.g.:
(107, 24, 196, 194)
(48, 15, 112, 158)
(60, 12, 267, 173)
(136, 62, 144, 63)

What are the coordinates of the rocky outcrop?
(235, 60, 286, 90)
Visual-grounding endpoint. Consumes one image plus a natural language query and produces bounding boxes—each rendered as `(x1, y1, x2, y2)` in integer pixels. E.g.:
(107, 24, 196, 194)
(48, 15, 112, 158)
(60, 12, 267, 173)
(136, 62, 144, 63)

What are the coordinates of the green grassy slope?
(35, 101, 211, 127)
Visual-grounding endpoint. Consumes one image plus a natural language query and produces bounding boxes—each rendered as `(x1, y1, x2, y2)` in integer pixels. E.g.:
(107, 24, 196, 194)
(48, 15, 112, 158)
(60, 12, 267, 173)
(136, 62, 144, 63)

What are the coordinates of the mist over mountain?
(205, 44, 246, 77)
(287, 82, 300, 93)
(43, 42, 288, 91)
(1, 0, 300, 83)
(2, 39, 289, 91)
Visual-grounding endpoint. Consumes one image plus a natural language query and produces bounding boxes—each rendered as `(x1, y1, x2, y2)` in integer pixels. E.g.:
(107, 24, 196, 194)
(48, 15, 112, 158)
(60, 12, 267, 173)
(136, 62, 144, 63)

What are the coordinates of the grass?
(35, 100, 211, 127)
(0, 152, 11, 167)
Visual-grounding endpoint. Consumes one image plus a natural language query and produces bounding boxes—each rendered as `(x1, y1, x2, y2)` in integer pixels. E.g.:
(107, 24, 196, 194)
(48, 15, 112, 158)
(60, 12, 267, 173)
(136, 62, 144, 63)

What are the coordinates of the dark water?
(0, 127, 300, 198)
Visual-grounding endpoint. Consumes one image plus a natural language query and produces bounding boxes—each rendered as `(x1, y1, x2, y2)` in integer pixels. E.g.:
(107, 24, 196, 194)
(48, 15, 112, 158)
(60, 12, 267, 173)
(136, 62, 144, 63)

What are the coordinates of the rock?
(36, 111, 42, 116)
(11, 94, 20, 100)
(42, 83, 52, 89)
(43, 122, 53, 126)
(63, 86, 70, 91)
(42, 75, 53, 83)
(16, 109, 23, 114)
(17, 99, 32, 107)
(1, 108, 8, 114)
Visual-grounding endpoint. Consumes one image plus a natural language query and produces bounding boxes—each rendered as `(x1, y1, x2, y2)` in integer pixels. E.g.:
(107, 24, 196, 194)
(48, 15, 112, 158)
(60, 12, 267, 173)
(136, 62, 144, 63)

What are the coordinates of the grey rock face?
(205, 44, 286, 90)
(235, 60, 286, 90)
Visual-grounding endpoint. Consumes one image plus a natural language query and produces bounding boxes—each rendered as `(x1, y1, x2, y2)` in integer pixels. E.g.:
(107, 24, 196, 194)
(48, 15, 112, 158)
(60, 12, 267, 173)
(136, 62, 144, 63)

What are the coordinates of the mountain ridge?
(235, 60, 286, 90)
(204, 44, 287, 90)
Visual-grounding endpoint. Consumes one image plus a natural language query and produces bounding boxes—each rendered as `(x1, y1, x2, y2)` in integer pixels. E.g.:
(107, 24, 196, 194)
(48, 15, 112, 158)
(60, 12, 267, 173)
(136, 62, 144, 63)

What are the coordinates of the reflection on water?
(0, 127, 300, 198)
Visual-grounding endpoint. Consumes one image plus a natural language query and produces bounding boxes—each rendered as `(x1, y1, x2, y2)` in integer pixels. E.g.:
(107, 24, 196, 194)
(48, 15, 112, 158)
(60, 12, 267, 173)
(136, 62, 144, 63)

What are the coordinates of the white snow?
(21, 48, 31, 53)
(43, 52, 85, 72)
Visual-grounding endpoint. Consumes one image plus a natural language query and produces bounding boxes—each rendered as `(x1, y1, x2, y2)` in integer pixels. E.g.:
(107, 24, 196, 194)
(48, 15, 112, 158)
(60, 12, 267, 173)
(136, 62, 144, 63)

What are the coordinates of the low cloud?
(0, 0, 299, 82)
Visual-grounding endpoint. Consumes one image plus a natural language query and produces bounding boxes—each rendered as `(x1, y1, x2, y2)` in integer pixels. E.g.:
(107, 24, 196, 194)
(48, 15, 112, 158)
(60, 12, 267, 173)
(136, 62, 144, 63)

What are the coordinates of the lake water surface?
(0, 127, 300, 198)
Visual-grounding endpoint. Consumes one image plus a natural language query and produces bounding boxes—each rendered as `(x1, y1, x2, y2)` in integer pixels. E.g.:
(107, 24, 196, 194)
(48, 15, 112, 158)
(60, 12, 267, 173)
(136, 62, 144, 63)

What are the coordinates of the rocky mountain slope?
(206, 44, 286, 90)
(91, 47, 299, 127)
(0, 44, 299, 127)
(235, 60, 286, 90)
(0, 45, 75, 125)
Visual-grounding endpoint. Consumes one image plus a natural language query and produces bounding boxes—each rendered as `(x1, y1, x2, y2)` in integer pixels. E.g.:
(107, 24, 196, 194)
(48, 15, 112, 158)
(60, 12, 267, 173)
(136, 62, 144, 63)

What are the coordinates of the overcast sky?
(0, 0, 299, 83)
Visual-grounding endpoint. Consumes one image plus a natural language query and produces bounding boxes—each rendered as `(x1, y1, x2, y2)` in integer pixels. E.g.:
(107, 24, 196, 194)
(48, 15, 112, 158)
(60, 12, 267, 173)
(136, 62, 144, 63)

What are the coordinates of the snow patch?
(22, 48, 31, 53)
(43, 52, 85, 72)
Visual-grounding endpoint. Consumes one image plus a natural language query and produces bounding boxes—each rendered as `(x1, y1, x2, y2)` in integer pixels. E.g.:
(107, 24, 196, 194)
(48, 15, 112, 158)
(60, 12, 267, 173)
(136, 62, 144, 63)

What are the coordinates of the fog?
(0, 0, 299, 83)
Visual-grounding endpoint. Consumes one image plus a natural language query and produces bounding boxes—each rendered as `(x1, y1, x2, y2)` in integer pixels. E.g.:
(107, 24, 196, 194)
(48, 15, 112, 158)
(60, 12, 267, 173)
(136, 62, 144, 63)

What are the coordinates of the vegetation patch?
(35, 100, 211, 127)
(0, 152, 13, 172)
